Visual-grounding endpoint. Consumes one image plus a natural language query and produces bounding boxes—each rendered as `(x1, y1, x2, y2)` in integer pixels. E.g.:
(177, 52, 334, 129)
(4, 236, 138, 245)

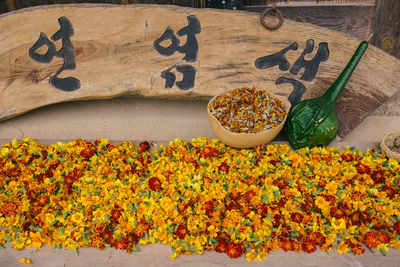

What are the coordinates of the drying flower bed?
(0, 137, 400, 261)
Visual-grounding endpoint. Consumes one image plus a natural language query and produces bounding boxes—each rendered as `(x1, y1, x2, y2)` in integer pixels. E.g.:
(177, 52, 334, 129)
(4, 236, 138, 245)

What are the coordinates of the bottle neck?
(323, 41, 368, 104)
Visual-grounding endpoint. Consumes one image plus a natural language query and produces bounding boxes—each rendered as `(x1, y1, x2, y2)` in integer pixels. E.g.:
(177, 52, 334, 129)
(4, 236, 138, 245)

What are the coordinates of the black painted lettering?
(290, 39, 329, 82)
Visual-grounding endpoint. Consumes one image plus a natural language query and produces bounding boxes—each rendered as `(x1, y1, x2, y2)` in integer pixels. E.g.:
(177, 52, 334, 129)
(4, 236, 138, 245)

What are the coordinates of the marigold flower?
(148, 177, 162, 191)
(0, 137, 399, 261)
(176, 225, 189, 239)
(226, 242, 243, 258)
(337, 241, 349, 254)
(138, 141, 150, 154)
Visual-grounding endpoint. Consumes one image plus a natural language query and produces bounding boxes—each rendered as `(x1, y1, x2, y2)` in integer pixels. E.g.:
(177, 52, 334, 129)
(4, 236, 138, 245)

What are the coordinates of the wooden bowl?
(207, 88, 291, 148)
(380, 131, 400, 161)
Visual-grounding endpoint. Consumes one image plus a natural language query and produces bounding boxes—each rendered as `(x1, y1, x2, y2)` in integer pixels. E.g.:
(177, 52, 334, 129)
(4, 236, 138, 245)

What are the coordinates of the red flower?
(302, 239, 316, 253)
(92, 223, 106, 234)
(114, 236, 127, 250)
(348, 241, 365, 255)
(203, 201, 213, 213)
(394, 222, 400, 235)
(111, 209, 122, 221)
(226, 202, 241, 211)
(382, 186, 396, 199)
(148, 177, 162, 191)
(256, 204, 268, 217)
(371, 170, 385, 184)
(281, 239, 293, 252)
(291, 212, 303, 224)
(91, 234, 105, 249)
(226, 242, 243, 258)
(341, 153, 355, 162)
(135, 220, 150, 238)
(218, 161, 229, 173)
(377, 231, 391, 244)
(244, 190, 256, 201)
(215, 240, 227, 253)
(309, 232, 326, 247)
(355, 162, 371, 175)
(106, 143, 117, 152)
(176, 225, 189, 239)
(201, 147, 220, 158)
(125, 232, 140, 252)
(178, 202, 189, 213)
(138, 141, 150, 153)
(329, 207, 344, 219)
(80, 144, 96, 158)
(273, 214, 283, 227)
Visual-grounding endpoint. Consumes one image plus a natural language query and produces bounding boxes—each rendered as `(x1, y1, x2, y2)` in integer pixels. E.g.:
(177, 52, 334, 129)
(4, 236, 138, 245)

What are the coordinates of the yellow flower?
(337, 241, 349, 254)
(315, 196, 330, 212)
(331, 218, 346, 231)
(18, 258, 32, 264)
(352, 201, 367, 212)
(328, 166, 340, 177)
(325, 181, 338, 195)
(29, 231, 44, 249)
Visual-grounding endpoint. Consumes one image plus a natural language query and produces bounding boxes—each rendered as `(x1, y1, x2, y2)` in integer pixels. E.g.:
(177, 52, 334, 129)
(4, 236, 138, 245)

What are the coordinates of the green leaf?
(3, 236, 12, 242)
(261, 195, 269, 204)
(131, 246, 140, 252)
(82, 232, 88, 242)
(208, 238, 218, 245)
(254, 240, 263, 246)
(380, 247, 387, 256)
(229, 226, 235, 235)
(293, 197, 302, 202)
(74, 248, 79, 256)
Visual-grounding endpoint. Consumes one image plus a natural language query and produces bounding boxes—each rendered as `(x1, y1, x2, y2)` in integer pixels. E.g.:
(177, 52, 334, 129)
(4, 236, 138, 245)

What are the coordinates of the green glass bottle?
(286, 41, 368, 149)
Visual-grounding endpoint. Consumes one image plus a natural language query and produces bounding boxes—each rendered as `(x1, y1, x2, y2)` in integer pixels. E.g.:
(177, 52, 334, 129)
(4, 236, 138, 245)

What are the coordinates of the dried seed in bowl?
(209, 87, 287, 133)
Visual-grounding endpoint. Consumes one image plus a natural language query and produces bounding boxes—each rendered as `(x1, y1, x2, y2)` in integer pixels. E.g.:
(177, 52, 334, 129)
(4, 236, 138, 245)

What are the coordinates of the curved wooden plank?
(0, 4, 399, 136)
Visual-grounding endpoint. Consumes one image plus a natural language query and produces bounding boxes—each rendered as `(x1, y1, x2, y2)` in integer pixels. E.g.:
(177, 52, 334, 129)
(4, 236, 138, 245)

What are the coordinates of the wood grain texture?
(243, 0, 375, 6)
(0, 4, 399, 137)
(370, 0, 400, 59)
(243, 5, 374, 40)
(1, 238, 400, 267)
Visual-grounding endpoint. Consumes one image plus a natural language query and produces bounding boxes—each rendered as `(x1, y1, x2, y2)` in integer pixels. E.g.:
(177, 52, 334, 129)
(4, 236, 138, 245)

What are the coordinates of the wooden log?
(0, 4, 399, 137)
(370, 0, 400, 58)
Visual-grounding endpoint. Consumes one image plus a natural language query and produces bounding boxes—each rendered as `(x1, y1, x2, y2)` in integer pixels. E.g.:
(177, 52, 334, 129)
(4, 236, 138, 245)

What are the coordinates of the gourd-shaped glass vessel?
(286, 41, 368, 149)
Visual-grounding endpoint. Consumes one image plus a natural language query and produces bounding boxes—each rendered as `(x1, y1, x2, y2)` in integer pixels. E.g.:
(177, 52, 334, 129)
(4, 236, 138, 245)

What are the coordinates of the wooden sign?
(0, 4, 400, 137)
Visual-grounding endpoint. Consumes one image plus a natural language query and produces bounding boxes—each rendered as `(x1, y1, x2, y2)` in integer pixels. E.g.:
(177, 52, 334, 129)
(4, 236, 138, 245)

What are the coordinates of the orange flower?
(91, 234, 105, 249)
(29, 231, 44, 249)
(302, 239, 316, 253)
(135, 220, 150, 238)
(226, 242, 243, 258)
(200, 147, 219, 158)
(364, 232, 380, 248)
(215, 240, 227, 253)
(0, 201, 17, 216)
